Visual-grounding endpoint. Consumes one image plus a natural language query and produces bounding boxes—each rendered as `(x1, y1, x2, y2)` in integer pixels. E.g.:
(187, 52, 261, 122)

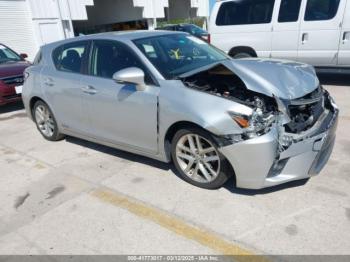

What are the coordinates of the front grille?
(285, 87, 325, 133)
(1, 75, 24, 86)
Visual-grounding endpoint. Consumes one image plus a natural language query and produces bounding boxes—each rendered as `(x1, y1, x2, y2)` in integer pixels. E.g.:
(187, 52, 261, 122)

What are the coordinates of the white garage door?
(0, 0, 38, 60)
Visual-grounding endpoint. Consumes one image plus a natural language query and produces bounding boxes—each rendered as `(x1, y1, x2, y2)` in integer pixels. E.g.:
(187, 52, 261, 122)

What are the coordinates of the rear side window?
(304, 0, 340, 21)
(278, 0, 302, 22)
(216, 0, 275, 26)
(53, 41, 89, 73)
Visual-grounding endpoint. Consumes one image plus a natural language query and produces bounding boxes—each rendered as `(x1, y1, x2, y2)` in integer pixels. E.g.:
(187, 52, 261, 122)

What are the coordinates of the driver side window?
(90, 40, 153, 84)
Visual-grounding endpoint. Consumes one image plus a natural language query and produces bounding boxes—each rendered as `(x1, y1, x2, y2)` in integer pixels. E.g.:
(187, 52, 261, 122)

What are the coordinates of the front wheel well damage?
(164, 121, 205, 161)
(163, 121, 236, 185)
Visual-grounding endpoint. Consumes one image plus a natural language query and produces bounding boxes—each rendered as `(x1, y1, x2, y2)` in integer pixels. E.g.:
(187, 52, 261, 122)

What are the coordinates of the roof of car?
(92, 30, 184, 39)
(43, 30, 186, 49)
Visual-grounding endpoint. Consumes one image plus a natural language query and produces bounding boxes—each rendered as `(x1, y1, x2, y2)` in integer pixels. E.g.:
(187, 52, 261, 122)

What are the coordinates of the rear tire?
(33, 100, 65, 141)
(171, 127, 232, 189)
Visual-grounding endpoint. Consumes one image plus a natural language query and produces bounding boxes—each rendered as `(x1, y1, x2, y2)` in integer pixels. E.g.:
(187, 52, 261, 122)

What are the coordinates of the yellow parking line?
(91, 189, 269, 262)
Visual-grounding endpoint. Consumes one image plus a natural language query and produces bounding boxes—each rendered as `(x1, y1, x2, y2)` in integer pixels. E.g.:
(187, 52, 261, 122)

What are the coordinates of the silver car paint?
(22, 31, 338, 189)
(181, 59, 319, 100)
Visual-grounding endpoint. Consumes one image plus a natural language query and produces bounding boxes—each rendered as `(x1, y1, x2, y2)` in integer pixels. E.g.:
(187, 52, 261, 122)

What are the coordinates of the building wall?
(0, 0, 38, 60)
(168, 0, 192, 20)
(75, 0, 144, 27)
(167, 0, 209, 20)
(0, 0, 209, 61)
(134, 0, 168, 18)
(28, 0, 93, 20)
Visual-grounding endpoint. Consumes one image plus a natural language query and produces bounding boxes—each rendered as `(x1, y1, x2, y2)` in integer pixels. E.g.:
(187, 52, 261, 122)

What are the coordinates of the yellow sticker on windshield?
(170, 48, 181, 60)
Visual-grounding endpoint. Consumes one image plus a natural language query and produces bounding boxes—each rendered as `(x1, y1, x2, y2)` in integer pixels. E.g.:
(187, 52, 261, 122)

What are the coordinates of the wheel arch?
(228, 46, 257, 58)
(164, 121, 205, 161)
(163, 120, 237, 186)
(29, 96, 45, 119)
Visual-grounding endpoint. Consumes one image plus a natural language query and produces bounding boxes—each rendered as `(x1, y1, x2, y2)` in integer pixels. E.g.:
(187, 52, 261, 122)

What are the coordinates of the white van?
(209, 0, 350, 69)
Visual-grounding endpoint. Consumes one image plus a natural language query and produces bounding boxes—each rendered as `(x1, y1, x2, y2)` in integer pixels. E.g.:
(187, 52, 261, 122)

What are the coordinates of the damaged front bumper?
(219, 94, 339, 190)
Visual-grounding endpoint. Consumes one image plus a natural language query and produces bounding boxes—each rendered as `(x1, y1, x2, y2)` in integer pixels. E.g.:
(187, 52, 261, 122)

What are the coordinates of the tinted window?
(53, 41, 88, 73)
(216, 0, 275, 26)
(133, 34, 228, 79)
(0, 44, 21, 63)
(304, 0, 340, 21)
(90, 40, 153, 84)
(178, 24, 207, 35)
(162, 26, 175, 31)
(278, 0, 302, 22)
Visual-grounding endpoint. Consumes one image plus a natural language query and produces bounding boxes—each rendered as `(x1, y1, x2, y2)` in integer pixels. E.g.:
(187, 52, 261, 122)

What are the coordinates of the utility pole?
(54, 0, 67, 39)
(64, 0, 74, 38)
(149, 0, 157, 30)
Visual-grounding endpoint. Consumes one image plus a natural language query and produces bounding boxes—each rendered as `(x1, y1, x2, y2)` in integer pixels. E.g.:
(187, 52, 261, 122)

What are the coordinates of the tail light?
(201, 34, 210, 44)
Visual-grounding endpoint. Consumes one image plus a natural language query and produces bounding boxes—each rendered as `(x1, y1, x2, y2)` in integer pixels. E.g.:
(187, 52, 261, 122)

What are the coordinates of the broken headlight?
(229, 97, 276, 138)
(231, 108, 276, 138)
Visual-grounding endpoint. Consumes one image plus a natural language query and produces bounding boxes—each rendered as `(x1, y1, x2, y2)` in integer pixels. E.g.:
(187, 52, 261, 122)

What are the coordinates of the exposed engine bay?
(284, 87, 325, 133)
(181, 64, 277, 112)
(181, 64, 331, 149)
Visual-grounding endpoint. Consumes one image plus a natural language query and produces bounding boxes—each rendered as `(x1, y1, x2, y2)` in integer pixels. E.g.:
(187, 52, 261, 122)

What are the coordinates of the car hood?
(0, 61, 30, 78)
(180, 58, 319, 100)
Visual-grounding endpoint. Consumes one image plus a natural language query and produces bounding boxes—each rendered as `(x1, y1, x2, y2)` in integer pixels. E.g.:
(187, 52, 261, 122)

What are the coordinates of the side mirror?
(113, 67, 146, 91)
(20, 53, 28, 59)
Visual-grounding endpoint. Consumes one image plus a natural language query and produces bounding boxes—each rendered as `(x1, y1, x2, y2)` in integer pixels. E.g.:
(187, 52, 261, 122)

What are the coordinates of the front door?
(80, 40, 159, 154)
(297, 0, 346, 66)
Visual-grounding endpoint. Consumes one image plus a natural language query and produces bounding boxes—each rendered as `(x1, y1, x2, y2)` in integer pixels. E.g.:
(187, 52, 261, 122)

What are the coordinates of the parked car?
(0, 43, 30, 106)
(157, 23, 209, 42)
(23, 31, 338, 190)
(209, 0, 350, 70)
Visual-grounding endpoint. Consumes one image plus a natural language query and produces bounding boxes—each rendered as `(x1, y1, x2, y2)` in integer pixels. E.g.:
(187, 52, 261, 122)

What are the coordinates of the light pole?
(152, 0, 157, 30)
(54, 0, 67, 39)
(64, 0, 74, 38)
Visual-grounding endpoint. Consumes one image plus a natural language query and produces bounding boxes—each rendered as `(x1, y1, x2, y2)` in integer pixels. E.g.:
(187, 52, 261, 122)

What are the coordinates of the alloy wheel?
(35, 104, 55, 137)
(175, 134, 220, 183)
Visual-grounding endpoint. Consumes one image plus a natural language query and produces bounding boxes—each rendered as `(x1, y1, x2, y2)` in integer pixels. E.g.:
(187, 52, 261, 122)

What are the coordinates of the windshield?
(0, 44, 21, 63)
(133, 34, 229, 79)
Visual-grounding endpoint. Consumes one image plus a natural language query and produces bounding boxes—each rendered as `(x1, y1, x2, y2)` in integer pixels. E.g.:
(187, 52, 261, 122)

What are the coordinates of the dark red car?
(0, 43, 30, 106)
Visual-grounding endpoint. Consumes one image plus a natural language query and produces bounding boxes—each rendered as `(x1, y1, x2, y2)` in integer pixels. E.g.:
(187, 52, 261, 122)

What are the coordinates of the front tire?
(33, 100, 64, 141)
(171, 128, 231, 189)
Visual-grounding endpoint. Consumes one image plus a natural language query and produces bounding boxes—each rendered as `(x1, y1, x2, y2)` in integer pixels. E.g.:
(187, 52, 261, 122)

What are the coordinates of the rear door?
(42, 40, 91, 134)
(338, 0, 350, 66)
(297, 0, 346, 66)
(271, 0, 303, 60)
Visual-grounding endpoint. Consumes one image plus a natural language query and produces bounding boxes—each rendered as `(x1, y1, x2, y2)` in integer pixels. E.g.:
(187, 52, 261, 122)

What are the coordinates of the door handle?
(302, 33, 309, 44)
(81, 85, 97, 95)
(44, 78, 54, 87)
(343, 32, 350, 43)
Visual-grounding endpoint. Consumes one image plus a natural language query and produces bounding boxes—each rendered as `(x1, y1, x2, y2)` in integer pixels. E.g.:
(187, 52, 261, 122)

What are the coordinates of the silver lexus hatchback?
(22, 31, 338, 190)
